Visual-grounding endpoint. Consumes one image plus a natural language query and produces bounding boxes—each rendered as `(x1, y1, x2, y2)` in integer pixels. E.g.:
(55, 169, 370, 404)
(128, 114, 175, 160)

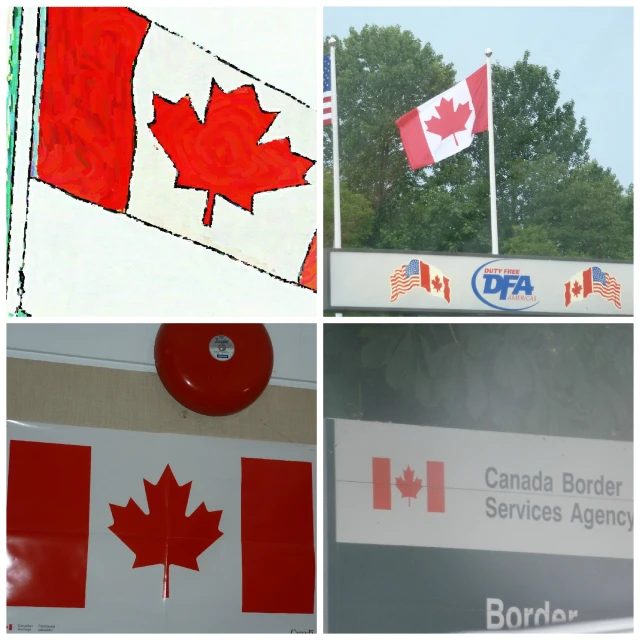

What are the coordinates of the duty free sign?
(325, 249, 633, 315)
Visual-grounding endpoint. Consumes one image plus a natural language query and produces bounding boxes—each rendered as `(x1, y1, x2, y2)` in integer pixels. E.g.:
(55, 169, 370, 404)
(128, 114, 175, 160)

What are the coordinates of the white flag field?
(7, 7, 317, 316)
(6, 421, 316, 633)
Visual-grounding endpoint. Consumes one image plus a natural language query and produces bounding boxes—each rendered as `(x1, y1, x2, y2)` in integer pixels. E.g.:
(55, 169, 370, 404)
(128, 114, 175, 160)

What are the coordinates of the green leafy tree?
(323, 26, 455, 231)
(323, 170, 374, 248)
(326, 26, 632, 260)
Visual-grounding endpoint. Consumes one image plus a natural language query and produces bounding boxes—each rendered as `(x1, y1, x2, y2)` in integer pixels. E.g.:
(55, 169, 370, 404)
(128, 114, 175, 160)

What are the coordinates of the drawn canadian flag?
(11, 7, 316, 315)
(6, 424, 315, 633)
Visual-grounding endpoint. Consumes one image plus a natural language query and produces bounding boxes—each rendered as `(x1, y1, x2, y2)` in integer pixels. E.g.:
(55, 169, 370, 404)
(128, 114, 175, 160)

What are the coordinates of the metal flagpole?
(329, 37, 342, 316)
(485, 48, 499, 255)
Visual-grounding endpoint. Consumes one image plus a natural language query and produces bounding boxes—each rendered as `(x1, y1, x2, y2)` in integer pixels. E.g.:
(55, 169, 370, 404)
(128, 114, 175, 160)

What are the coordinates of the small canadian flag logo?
(372, 458, 445, 512)
(7, 624, 13, 631)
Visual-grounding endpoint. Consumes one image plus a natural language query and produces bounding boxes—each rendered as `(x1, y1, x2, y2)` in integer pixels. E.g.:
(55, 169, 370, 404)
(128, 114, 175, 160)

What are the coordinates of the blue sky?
(324, 6, 633, 187)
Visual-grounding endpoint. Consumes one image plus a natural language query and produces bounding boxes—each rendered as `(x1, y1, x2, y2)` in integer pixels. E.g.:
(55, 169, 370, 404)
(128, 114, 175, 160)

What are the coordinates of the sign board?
(326, 419, 632, 633)
(7, 421, 316, 633)
(325, 249, 633, 315)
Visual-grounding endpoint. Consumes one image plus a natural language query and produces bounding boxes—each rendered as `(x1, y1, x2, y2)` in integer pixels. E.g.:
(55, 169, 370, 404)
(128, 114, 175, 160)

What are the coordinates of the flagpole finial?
(329, 36, 336, 47)
(485, 48, 493, 58)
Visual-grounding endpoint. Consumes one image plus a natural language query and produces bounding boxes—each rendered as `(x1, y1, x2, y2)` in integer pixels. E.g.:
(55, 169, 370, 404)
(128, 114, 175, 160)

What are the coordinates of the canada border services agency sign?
(330, 420, 632, 632)
(325, 249, 633, 315)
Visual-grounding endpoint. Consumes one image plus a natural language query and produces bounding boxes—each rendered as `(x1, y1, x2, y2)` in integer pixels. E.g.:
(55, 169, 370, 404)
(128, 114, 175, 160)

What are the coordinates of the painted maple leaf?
(149, 81, 314, 226)
(424, 97, 472, 146)
(108, 465, 223, 598)
(572, 281, 582, 298)
(395, 466, 422, 506)
(432, 274, 443, 292)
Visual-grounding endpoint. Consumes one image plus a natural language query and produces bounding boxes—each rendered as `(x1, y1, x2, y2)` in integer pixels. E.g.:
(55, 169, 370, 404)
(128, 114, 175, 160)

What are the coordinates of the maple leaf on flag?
(395, 466, 422, 506)
(572, 281, 582, 298)
(149, 81, 314, 226)
(424, 98, 472, 146)
(108, 465, 223, 598)
(432, 275, 443, 292)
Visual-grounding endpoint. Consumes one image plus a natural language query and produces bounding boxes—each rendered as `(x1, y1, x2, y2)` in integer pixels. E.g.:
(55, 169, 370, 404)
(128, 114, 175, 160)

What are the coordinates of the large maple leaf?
(149, 81, 314, 226)
(108, 465, 223, 598)
(395, 466, 422, 506)
(424, 97, 472, 146)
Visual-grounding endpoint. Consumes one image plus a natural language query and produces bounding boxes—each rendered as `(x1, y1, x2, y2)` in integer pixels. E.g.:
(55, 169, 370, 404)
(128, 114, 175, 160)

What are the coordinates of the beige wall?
(7, 358, 316, 444)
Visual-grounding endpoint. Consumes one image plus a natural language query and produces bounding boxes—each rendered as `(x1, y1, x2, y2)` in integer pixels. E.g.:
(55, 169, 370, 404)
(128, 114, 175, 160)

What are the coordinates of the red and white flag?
(564, 266, 622, 310)
(396, 65, 488, 170)
(16, 7, 316, 315)
(7, 422, 315, 633)
(372, 458, 445, 512)
(389, 259, 451, 303)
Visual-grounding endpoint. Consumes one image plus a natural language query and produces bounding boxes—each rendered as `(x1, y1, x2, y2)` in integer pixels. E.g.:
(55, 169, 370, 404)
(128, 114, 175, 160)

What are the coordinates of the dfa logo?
(471, 259, 539, 311)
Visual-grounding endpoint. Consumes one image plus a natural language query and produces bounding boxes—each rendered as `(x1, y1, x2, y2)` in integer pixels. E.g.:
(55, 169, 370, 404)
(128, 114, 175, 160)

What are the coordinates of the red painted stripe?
(565, 281, 572, 307)
(396, 107, 434, 170)
(241, 458, 315, 614)
(7, 440, 92, 608)
(36, 8, 150, 212)
(426, 461, 445, 513)
(372, 457, 392, 510)
(323, 107, 332, 114)
(466, 64, 488, 133)
(583, 267, 593, 297)
(299, 232, 317, 291)
(323, 96, 332, 103)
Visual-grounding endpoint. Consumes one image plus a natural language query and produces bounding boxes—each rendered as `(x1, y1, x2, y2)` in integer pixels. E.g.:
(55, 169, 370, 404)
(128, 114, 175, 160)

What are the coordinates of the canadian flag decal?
(372, 458, 445, 512)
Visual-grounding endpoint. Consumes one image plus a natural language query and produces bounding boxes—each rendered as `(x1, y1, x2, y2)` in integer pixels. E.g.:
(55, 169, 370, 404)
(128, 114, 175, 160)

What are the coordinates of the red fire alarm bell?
(154, 324, 274, 416)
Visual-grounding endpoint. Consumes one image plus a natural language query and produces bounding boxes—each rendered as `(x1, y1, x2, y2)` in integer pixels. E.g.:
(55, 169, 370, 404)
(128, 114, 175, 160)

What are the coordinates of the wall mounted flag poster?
(6, 421, 316, 633)
(6, 7, 317, 317)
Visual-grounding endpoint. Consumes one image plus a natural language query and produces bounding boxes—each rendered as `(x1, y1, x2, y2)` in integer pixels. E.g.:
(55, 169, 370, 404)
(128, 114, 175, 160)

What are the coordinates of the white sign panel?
(7, 421, 316, 633)
(334, 419, 632, 559)
(327, 250, 633, 315)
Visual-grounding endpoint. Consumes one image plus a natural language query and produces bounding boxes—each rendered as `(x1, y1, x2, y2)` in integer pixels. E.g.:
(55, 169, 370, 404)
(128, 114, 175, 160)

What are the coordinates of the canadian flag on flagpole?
(396, 65, 488, 171)
(29, 8, 316, 289)
(6, 423, 316, 633)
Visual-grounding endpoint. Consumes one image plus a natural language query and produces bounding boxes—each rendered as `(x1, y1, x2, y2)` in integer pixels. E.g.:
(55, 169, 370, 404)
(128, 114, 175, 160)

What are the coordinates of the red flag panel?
(7, 440, 92, 608)
(395, 107, 435, 170)
(36, 8, 150, 211)
(241, 458, 315, 614)
(426, 460, 445, 513)
(582, 267, 593, 297)
(372, 457, 392, 510)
